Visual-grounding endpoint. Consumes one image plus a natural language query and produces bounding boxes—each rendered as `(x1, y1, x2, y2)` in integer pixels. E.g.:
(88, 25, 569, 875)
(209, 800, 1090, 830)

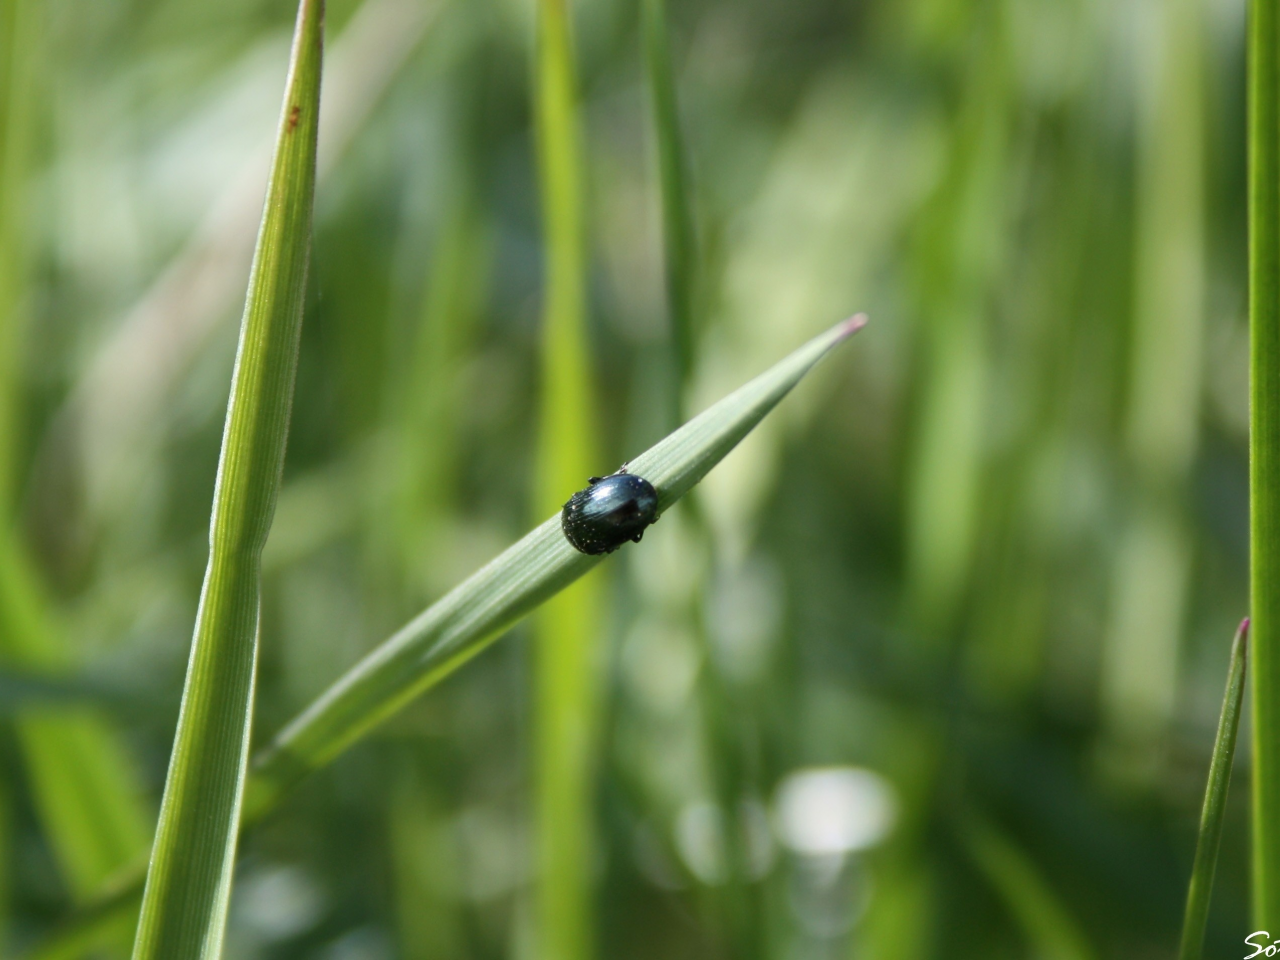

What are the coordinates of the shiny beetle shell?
(561, 471, 659, 555)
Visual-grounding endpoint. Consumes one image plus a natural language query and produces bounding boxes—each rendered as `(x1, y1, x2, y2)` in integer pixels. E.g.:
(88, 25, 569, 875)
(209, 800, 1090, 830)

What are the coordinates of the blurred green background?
(0, 0, 1254, 957)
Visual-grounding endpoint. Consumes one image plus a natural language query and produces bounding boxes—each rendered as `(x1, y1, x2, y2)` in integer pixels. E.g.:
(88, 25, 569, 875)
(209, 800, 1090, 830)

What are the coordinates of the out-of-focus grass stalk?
(1179, 619, 1248, 960)
(852, 853, 933, 960)
(880, 9, 1010, 954)
(0, 546, 150, 893)
(1252, 0, 1280, 927)
(0, 0, 150, 924)
(380, 52, 489, 954)
(383, 191, 488, 596)
(902, 9, 1008, 648)
(0, 774, 7, 950)
(532, 2, 600, 957)
(1100, 0, 1204, 755)
(25, 318, 864, 960)
(641, 0, 695, 401)
(641, 3, 761, 954)
(129, 4, 323, 958)
(959, 813, 1094, 960)
(390, 758, 465, 958)
(0, 0, 33, 512)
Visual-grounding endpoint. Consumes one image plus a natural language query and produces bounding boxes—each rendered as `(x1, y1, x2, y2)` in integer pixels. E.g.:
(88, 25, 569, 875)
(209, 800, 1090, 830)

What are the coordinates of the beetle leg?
(588, 477, 604, 485)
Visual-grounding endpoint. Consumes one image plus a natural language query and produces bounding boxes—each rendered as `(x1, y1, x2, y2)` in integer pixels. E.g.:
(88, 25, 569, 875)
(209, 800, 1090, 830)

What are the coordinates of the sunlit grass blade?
(533, 0, 597, 956)
(959, 812, 1095, 960)
(1100, 0, 1204, 759)
(129, 4, 323, 958)
(1251, 0, 1280, 927)
(26, 316, 866, 960)
(532, 1, 599, 957)
(1178, 618, 1249, 959)
(903, 14, 1008, 648)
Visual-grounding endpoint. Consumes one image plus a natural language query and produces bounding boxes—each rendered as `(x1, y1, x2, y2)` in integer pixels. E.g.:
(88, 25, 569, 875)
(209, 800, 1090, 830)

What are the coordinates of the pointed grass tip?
(838, 313, 870, 339)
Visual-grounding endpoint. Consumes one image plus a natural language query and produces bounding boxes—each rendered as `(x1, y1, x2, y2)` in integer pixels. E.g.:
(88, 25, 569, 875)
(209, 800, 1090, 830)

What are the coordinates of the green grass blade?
(0, 537, 150, 901)
(388, 758, 465, 958)
(0, 771, 8, 952)
(246, 316, 865, 810)
(0, 0, 151, 919)
(1100, 0, 1204, 757)
(129, 4, 323, 958)
(959, 813, 1095, 960)
(641, 6, 763, 950)
(1178, 618, 1249, 959)
(1252, 0, 1280, 927)
(642, 0, 696, 402)
(381, 194, 488, 596)
(532, 1, 600, 957)
(27, 316, 866, 960)
(20, 870, 144, 960)
(641, 7, 766, 950)
(0, 0, 36, 511)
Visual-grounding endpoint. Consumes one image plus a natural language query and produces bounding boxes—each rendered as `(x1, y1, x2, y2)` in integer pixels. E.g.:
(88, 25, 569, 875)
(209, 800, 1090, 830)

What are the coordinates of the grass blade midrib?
(129, 3, 324, 957)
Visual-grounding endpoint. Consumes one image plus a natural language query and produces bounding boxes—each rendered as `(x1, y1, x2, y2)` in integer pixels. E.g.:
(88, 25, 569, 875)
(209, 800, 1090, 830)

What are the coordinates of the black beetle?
(561, 469, 659, 555)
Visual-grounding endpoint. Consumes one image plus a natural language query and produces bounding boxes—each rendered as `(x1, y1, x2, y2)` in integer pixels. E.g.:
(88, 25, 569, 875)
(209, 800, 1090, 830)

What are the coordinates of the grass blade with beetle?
(1178, 618, 1249, 960)
(245, 313, 866, 810)
(23, 314, 866, 960)
(129, 3, 323, 958)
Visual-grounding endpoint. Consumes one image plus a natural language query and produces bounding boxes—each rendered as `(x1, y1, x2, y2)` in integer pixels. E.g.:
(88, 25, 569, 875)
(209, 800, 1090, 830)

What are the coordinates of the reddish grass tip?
(838, 312, 869, 338)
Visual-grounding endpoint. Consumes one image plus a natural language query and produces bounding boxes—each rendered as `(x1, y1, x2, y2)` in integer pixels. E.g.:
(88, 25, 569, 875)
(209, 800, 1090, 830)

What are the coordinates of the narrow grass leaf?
(1179, 618, 1249, 960)
(642, 0, 696, 403)
(1252, 0, 1280, 927)
(532, 2, 599, 958)
(959, 812, 1095, 960)
(130, 4, 323, 958)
